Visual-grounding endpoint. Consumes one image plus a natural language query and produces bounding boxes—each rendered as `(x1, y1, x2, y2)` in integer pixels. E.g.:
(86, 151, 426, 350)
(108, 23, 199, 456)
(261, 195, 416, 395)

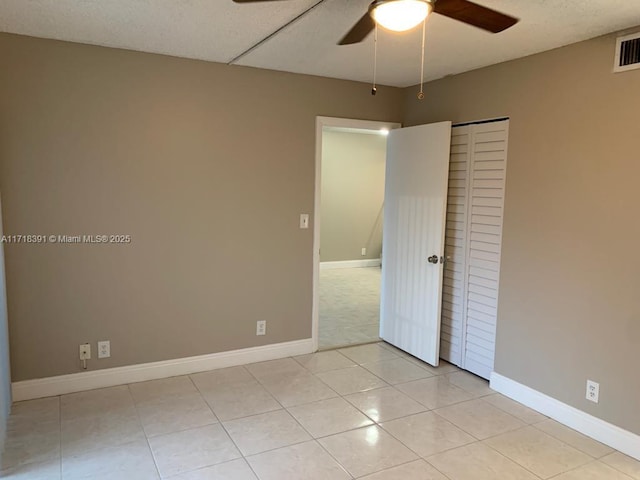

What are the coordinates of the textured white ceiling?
(1, 0, 639, 87)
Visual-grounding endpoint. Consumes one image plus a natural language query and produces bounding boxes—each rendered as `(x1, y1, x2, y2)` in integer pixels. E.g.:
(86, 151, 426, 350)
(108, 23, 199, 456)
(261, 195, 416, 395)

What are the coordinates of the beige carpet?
(319, 266, 381, 349)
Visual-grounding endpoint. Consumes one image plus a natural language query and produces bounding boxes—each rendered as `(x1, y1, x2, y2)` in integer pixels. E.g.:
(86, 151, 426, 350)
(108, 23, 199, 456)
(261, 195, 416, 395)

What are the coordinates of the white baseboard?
(320, 259, 381, 270)
(12, 338, 314, 402)
(490, 372, 640, 461)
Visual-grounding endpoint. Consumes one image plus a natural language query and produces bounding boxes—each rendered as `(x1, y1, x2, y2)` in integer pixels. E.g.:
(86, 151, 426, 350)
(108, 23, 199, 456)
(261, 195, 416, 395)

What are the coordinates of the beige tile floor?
(319, 267, 381, 349)
(2, 342, 639, 479)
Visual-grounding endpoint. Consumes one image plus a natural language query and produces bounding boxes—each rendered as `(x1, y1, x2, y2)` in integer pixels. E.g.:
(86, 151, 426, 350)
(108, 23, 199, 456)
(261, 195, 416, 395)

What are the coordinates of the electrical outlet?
(299, 214, 309, 229)
(256, 320, 266, 336)
(79, 343, 91, 360)
(361, 247, 367, 256)
(97, 340, 110, 359)
(586, 380, 599, 403)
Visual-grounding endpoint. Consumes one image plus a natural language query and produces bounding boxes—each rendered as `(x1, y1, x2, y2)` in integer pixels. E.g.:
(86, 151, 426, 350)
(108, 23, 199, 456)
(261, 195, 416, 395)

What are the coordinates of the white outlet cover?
(256, 320, 266, 336)
(586, 380, 600, 403)
(98, 340, 111, 359)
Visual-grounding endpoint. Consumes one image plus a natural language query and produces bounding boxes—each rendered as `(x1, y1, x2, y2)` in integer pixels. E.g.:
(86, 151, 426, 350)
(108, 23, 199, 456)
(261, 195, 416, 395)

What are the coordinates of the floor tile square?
(0, 459, 61, 480)
(129, 376, 198, 404)
(552, 461, 637, 480)
(434, 398, 525, 439)
(380, 411, 475, 457)
(148, 423, 241, 478)
(358, 459, 448, 479)
(199, 380, 281, 421)
(7, 397, 60, 432)
(377, 345, 460, 374)
(316, 366, 388, 395)
(245, 358, 307, 381)
(190, 366, 255, 391)
(1, 424, 60, 470)
(61, 385, 135, 420)
(482, 394, 547, 424)
(377, 345, 457, 371)
(534, 419, 614, 458)
(62, 440, 158, 480)
(484, 426, 592, 478)
(338, 344, 399, 365)
(135, 392, 218, 437)
(319, 425, 418, 477)
(363, 358, 433, 385)
(61, 385, 144, 457)
(61, 408, 144, 457)
(602, 452, 640, 479)
(293, 351, 356, 373)
(395, 376, 473, 409)
(260, 373, 338, 407)
(417, 360, 461, 376)
(345, 386, 426, 422)
(445, 371, 493, 397)
(287, 397, 373, 438)
(168, 458, 258, 480)
(223, 409, 311, 456)
(247, 440, 351, 480)
(427, 442, 539, 480)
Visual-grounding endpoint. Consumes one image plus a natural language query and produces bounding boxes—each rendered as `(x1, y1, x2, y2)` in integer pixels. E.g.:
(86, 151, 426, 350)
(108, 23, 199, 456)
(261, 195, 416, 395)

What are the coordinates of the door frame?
(312, 116, 401, 351)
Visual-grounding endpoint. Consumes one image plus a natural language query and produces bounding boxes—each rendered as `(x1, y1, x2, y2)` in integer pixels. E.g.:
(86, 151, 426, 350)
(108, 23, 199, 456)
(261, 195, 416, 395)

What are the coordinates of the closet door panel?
(463, 120, 508, 379)
(439, 126, 470, 366)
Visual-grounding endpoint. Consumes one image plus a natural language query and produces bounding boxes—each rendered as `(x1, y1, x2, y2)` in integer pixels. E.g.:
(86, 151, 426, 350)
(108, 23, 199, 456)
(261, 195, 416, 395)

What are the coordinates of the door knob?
(427, 255, 439, 264)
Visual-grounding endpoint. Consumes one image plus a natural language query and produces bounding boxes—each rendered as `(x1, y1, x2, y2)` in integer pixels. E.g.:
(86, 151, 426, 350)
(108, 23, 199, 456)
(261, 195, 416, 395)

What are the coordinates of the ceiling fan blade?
(433, 0, 518, 33)
(338, 12, 375, 45)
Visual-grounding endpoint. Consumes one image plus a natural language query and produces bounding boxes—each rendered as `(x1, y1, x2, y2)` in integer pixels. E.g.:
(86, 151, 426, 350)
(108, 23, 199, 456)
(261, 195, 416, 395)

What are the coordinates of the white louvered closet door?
(440, 120, 509, 380)
(440, 126, 471, 367)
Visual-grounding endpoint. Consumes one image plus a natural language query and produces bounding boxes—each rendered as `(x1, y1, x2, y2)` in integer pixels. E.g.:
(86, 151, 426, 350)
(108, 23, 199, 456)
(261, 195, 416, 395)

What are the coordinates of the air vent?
(614, 32, 640, 73)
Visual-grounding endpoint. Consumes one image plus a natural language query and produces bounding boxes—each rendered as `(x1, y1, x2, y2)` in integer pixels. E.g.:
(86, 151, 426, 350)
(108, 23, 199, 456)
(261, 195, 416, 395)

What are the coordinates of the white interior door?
(0, 195, 11, 428)
(380, 121, 452, 366)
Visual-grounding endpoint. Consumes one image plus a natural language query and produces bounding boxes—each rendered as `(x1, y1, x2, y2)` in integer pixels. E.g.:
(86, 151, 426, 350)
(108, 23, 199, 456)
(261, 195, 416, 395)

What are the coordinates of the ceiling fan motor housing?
(368, 0, 436, 33)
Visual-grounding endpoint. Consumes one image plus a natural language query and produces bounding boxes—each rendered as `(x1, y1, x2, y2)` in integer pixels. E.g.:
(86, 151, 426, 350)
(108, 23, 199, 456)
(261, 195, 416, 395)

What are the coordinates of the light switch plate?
(299, 214, 309, 229)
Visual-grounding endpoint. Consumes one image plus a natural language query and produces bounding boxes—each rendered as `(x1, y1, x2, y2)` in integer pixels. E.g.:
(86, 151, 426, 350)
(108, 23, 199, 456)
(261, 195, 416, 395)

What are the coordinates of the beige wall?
(0, 196, 11, 441)
(0, 33, 403, 381)
(404, 29, 640, 435)
(321, 131, 386, 262)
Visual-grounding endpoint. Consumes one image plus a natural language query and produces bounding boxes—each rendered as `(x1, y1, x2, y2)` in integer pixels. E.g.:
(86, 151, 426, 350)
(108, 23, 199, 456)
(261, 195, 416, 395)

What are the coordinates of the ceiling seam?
(227, 0, 327, 65)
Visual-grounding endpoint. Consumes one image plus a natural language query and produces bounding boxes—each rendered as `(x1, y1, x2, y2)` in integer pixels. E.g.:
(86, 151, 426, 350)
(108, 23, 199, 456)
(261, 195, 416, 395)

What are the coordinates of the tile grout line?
(11, 349, 637, 479)
(126, 383, 163, 480)
(58, 394, 63, 479)
(309, 436, 355, 479)
(479, 426, 566, 480)
(187, 370, 257, 476)
(599, 454, 640, 479)
(212, 361, 297, 479)
(529, 419, 614, 459)
(239, 354, 350, 474)
(375, 413, 477, 460)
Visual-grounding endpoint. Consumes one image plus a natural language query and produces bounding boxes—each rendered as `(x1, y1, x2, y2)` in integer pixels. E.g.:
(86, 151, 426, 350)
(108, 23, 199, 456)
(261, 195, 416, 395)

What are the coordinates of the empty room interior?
(0, 1, 639, 479)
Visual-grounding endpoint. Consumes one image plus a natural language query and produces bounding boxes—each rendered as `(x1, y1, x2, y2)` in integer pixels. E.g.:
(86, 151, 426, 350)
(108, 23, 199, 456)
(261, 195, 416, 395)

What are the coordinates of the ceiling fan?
(232, 0, 519, 45)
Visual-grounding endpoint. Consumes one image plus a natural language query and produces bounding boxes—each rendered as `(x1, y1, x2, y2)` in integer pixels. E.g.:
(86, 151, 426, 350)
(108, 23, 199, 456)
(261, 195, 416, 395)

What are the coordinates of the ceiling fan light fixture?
(370, 0, 432, 33)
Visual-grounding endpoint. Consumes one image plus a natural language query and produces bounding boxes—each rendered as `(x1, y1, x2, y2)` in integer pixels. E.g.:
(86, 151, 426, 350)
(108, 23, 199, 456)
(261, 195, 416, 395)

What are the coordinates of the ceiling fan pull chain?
(372, 24, 378, 96)
(418, 18, 426, 100)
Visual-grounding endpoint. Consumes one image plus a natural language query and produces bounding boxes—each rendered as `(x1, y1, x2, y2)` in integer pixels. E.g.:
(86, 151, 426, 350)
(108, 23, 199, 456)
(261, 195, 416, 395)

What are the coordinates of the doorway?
(313, 117, 400, 351)
(0, 195, 12, 442)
